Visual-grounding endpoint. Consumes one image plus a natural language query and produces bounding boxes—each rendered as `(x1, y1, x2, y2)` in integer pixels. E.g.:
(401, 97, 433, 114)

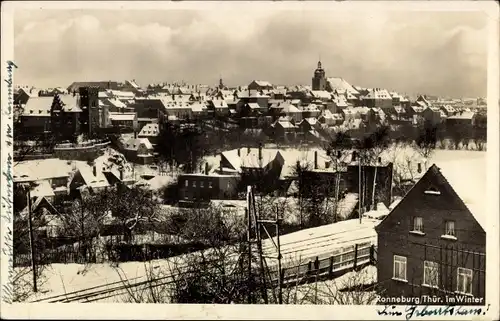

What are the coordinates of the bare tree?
(415, 120, 437, 171)
(359, 126, 390, 210)
(326, 131, 353, 221)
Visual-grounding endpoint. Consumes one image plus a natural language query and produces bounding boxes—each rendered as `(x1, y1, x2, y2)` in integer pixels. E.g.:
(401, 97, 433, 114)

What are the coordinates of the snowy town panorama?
(9, 8, 489, 307)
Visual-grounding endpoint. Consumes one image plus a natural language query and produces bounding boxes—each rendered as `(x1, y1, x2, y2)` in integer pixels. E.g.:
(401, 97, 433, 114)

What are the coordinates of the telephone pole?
(27, 190, 37, 292)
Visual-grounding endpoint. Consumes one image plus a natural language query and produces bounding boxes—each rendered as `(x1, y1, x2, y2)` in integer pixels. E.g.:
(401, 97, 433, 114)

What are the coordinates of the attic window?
(424, 186, 441, 195)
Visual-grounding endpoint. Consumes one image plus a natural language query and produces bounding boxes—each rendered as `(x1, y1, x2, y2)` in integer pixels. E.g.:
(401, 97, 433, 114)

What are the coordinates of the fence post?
(353, 244, 359, 270)
(328, 256, 334, 276)
(314, 256, 320, 271)
(307, 261, 312, 275)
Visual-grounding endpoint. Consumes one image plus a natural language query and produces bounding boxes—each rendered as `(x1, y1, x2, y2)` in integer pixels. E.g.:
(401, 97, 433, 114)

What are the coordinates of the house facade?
(178, 173, 240, 203)
(375, 164, 486, 304)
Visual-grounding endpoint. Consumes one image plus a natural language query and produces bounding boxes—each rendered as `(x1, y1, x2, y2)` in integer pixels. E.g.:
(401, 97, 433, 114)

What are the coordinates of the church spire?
(219, 74, 225, 89)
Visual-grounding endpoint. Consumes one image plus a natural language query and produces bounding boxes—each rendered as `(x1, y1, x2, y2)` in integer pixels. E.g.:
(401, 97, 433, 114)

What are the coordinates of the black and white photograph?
(1, 1, 499, 319)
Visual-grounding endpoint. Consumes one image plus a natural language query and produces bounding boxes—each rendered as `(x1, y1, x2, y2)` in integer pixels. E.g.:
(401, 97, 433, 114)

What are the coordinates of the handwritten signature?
(1, 60, 17, 304)
(377, 304, 491, 320)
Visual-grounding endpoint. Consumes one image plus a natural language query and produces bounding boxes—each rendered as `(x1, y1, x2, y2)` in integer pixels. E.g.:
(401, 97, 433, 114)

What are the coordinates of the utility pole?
(245, 201, 252, 304)
(27, 190, 37, 292)
(358, 148, 362, 224)
(276, 207, 283, 305)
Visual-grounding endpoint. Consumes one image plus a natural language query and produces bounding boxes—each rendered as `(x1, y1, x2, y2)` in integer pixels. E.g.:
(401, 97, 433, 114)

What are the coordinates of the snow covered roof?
(301, 104, 320, 112)
(310, 90, 332, 100)
(109, 112, 136, 121)
(326, 77, 359, 95)
(252, 80, 273, 87)
(57, 95, 82, 112)
(21, 97, 53, 116)
(14, 159, 74, 182)
(276, 120, 296, 129)
(282, 103, 301, 113)
(411, 105, 425, 113)
(363, 203, 390, 220)
(106, 98, 127, 109)
(300, 117, 318, 126)
(124, 137, 154, 151)
(75, 163, 110, 189)
(447, 111, 475, 120)
(221, 148, 282, 171)
(211, 99, 228, 108)
(246, 102, 260, 110)
(125, 79, 140, 89)
(107, 90, 136, 98)
(20, 196, 59, 218)
(263, 218, 378, 266)
(30, 180, 55, 198)
(139, 123, 159, 136)
(363, 88, 392, 100)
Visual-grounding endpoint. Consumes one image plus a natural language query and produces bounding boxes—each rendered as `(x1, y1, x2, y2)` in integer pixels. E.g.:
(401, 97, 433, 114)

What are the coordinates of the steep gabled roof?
(326, 77, 359, 95)
(376, 162, 486, 233)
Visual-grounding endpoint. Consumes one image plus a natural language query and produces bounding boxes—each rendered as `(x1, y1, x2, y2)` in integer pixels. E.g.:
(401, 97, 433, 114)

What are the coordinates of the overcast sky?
(13, 9, 488, 98)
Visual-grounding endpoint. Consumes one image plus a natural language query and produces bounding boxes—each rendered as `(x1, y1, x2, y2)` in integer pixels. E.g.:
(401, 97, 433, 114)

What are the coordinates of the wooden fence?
(269, 243, 377, 287)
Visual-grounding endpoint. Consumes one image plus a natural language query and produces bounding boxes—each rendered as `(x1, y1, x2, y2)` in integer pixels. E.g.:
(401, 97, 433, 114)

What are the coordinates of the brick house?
(375, 164, 486, 304)
(178, 172, 240, 204)
(220, 147, 285, 194)
(422, 106, 442, 126)
(346, 154, 394, 209)
(122, 137, 155, 164)
(19, 97, 53, 135)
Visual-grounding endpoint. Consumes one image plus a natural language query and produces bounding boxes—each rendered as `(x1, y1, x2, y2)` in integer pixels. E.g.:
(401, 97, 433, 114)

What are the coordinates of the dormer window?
(424, 186, 441, 195)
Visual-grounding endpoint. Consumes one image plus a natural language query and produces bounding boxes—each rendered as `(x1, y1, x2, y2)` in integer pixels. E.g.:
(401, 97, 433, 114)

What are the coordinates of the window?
(393, 255, 407, 281)
(185, 180, 188, 187)
(413, 217, 424, 232)
(423, 261, 439, 288)
(457, 267, 473, 295)
(208, 182, 213, 189)
(193, 181, 197, 188)
(445, 221, 455, 236)
(200, 181, 204, 188)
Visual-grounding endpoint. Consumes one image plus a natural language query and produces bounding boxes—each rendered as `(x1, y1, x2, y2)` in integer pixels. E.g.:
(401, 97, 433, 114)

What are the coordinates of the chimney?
(417, 163, 422, 173)
(378, 157, 382, 164)
(237, 148, 241, 157)
(258, 143, 263, 162)
(314, 150, 318, 169)
(205, 162, 209, 175)
(325, 160, 331, 168)
(93, 165, 97, 177)
(337, 150, 342, 159)
(219, 160, 223, 172)
(352, 151, 357, 162)
(134, 131, 137, 139)
(120, 169, 124, 181)
(247, 146, 251, 154)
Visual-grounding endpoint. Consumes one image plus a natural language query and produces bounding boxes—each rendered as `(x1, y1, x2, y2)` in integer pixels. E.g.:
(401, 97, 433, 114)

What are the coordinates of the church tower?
(312, 60, 326, 91)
